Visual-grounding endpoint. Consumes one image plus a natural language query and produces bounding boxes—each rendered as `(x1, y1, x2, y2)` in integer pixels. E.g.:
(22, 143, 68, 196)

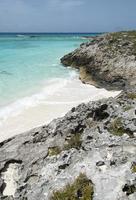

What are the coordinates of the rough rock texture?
(61, 31, 136, 90)
(0, 89, 136, 200)
(0, 31, 136, 200)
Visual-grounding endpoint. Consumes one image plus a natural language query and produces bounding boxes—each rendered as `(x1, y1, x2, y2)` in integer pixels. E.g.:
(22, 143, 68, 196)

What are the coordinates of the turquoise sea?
(0, 33, 121, 140)
(0, 33, 99, 107)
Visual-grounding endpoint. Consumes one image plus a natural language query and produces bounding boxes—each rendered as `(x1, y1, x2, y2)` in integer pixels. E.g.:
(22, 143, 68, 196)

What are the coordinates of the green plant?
(109, 117, 125, 136)
(109, 117, 133, 137)
(64, 133, 82, 150)
(51, 173, 94, 200)
(131, 163, 136, 173)
(48, 146, 61, 156)
(127, 93, 136, 100)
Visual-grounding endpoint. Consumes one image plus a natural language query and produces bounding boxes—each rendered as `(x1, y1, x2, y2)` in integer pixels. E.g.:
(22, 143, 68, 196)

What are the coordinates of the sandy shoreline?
(0, 76, 121, 143)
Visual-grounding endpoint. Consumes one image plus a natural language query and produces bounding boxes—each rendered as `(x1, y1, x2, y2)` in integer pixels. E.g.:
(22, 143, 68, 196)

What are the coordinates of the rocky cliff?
(61, 31, 136, 90)
(0, 32, 136, 200)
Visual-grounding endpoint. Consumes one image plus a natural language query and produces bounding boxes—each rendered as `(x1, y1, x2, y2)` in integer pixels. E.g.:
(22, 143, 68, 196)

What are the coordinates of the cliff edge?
(61, 31, 136, 90)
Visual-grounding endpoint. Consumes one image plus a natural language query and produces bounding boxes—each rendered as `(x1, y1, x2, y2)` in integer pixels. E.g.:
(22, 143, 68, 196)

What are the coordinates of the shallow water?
(0, 33, 91, 107)
(0, 33, 121, 141)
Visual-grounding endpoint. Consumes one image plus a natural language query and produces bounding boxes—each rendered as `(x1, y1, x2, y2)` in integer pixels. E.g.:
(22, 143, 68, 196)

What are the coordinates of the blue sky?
(0, 0, 136, 32)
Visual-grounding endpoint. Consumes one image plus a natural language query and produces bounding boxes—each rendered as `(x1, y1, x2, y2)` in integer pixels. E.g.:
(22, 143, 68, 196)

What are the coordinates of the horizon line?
(0, 32, 105, 34)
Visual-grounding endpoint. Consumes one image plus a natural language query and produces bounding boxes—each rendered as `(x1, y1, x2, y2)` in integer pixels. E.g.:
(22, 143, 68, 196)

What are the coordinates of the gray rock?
(0, 89, 135, 199)
(61, 31, 136, 90)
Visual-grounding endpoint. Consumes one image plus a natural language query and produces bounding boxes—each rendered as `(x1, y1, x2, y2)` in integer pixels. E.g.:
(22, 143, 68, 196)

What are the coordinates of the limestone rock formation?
(0, 89, 136, 200)
(0, 31, 136, 200)
(61, 31, 136, 90)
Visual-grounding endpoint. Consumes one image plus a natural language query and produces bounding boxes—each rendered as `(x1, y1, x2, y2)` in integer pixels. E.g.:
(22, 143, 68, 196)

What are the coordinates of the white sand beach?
(0, 75, 121, 142)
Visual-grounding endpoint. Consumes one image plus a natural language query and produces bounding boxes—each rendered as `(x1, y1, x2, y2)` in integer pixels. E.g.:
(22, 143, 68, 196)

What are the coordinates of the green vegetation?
(123, 105, 133, 111)
(48, 134, 82, 157)
(127, 93, 136, 100)
(109, 117, 133, 137)
(109, 31, 136, 42)
(105, 31, 136, 55)
(64, 133, 82, 150)
(48, 146, 61, 156)
(109, 117, 125, 136)
(131, 163, 136, 173)
(51, 173, 94, 200)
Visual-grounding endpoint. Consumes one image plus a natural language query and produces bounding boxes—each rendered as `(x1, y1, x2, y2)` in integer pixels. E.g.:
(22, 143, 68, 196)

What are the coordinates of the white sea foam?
(0, 66, 121, 143)
(0, 70, 121, 142)
(1, 33, 109, 142)
(0, 71, 78, 124)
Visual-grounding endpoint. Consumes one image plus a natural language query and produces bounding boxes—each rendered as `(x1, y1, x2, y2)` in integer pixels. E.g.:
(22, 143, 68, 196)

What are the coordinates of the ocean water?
(0, 33, 121, 140)
(0, 33, 98, 107)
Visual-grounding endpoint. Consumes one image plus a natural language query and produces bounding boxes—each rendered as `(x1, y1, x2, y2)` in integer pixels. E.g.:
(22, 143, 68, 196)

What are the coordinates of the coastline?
(0, 87, 135, 199)
(61, 31, 136, 90)
(0, 31, 136, 200)
(0, 73, 120, 142)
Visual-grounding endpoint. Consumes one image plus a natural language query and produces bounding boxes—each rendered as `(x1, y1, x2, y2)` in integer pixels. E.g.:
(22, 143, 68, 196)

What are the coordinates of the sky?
(0, 0, 136, 33)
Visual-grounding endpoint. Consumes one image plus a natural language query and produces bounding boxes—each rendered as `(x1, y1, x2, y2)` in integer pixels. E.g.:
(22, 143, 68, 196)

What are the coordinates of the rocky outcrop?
(0, 31, 136, 200)
(61, 31, 136, 90)
(0, 88, 136, 200)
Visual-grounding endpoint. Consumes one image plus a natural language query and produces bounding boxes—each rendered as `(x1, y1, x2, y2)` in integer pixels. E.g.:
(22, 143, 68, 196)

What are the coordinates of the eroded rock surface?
(61, 31, 136, 90)
(0, 89, 136, 200)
